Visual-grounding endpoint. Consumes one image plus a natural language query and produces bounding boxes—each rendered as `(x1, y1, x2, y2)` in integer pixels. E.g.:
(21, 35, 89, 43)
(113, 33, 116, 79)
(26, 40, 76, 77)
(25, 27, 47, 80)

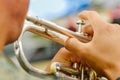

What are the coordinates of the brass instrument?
(14, 16, 107, 80)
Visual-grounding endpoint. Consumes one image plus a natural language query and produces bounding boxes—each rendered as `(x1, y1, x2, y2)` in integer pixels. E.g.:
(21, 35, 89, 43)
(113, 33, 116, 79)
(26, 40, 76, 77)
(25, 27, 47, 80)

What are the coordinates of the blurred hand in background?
(0, 0, 29, 50)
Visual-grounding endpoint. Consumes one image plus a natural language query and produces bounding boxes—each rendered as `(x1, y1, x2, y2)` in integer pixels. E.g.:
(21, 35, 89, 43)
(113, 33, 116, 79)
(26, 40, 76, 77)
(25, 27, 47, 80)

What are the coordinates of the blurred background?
(2, 0, 120, 80)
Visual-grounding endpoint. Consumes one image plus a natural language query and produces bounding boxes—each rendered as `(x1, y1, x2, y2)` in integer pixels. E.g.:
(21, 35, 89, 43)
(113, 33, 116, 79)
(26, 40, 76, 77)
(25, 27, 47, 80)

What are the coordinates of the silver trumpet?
(14, 16, 107, 80)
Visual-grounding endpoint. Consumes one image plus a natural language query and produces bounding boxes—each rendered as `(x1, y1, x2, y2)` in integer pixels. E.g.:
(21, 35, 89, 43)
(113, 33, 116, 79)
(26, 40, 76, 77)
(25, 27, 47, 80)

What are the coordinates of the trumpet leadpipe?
(26, 16, 91, 44)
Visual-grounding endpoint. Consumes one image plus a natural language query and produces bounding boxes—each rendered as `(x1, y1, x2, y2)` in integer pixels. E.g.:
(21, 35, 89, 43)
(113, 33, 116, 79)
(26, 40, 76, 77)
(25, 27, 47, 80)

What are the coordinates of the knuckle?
(104, 23, 113, 32)
(89, 11, 98, 14)
(81, 10, 98, 14)
(82, 11, 99, 19)
(81, 10, 89, 14)
(82, 11, 98, 16)
(88, 11, 99, 17)
(113, 24, 120, 31)
(113, 23, 120, 27)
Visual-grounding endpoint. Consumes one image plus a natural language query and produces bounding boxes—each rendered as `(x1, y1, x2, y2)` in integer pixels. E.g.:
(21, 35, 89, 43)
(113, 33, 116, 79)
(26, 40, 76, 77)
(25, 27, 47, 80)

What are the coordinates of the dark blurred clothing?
(112, 18, 120, 24)
(109, 6, 120, 24)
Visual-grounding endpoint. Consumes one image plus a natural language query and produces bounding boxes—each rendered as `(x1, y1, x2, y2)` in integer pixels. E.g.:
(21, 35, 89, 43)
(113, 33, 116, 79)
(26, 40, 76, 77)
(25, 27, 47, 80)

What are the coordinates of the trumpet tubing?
(26, 16, 91, 44)
(14, 16, 107, 80)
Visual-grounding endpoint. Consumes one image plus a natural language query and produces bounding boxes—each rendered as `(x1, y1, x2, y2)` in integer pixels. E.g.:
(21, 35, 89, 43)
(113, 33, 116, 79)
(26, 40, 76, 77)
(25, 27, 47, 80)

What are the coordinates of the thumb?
(64, 38, 88, 58)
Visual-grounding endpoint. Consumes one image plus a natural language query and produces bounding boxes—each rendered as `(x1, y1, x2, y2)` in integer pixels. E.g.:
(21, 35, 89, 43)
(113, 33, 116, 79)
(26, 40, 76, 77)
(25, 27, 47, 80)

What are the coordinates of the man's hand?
(65, 11, 120, 80)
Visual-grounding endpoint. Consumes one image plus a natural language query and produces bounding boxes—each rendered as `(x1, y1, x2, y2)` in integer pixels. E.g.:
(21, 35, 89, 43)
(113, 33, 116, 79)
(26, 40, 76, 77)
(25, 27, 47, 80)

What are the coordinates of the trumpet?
(14, 16, 107, 80)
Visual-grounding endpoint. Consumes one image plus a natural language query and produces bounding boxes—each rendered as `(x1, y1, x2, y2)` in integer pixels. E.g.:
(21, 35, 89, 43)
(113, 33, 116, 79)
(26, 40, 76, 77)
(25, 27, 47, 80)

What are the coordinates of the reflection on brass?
(14, 16, 107, 80)
(50, 62, 108, 80)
